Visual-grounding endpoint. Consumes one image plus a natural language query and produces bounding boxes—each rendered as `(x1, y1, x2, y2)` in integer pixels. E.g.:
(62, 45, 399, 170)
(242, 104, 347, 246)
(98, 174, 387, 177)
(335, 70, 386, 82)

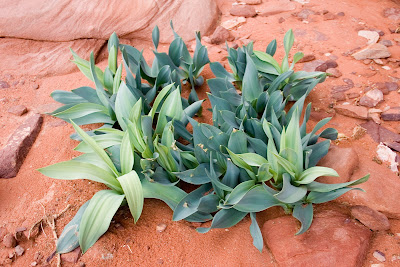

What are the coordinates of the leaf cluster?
(39, 28, 369, 255)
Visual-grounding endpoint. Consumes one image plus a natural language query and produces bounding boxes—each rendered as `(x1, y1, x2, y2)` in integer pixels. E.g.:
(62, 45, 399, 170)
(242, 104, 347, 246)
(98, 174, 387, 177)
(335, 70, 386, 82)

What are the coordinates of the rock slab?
(318, 146, 359, 183)
(0, 38, 105, 76)
(0, 0, 219, 43)
(351, 205, 390, 231)
(352, 43, 391, 60)
(381, 107, 400, 121)
(334, 105, 368, 120)
(230, 5, 257, 17)
(262, 210, 372, 267)
(359, 89, 384, 108)
(0, 114, 43, 178)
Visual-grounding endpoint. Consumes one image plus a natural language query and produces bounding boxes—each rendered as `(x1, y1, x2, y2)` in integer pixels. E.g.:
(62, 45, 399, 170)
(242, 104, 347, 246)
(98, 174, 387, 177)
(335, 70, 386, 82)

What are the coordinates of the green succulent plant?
(50, 23, 209, 135)
(173, 107, 369, 252)
(39, 82, 208, 253)
(121, 21, 209, 104)
(40, 25, 370, 256)
(210, 29, 326, 101)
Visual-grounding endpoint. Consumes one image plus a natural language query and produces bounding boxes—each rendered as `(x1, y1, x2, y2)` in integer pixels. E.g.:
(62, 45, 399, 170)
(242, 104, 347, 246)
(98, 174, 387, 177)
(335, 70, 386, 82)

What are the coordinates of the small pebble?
(156, 223, 167, 233)
(32, 83, 39, 90)
(373, 250, 386, 262)
(3, 233, 17, 248)
(15, 245, 24, 256)
(0, 80, 10, 88)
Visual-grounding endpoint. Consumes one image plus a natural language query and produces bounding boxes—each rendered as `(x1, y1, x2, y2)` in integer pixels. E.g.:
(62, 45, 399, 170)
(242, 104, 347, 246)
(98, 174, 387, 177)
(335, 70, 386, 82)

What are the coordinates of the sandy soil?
(1, 0, 400, 266)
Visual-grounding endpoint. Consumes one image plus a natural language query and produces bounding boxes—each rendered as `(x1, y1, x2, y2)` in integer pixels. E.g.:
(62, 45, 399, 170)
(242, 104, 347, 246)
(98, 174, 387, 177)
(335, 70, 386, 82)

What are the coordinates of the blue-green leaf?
(79, 190, 124, 253)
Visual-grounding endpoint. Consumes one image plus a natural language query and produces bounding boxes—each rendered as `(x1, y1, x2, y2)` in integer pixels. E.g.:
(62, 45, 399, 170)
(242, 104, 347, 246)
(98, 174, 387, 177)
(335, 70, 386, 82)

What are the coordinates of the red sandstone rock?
(262, 210, 372, 267)
(230, 5, 257, 17)
(211, 26, 234, 45)
(7, 105, 27, 116)
(318, 145, 359, 183)
(0, 114, 43, 178)
(359, 89, 384, 108)
(351, 205, 390, 231)
(0, 0, 219, 43)
(3, 233, 17, 248)
(381, 107, 400, 121)
(334, 105, 368, 120)
(61, 247, 81, 263)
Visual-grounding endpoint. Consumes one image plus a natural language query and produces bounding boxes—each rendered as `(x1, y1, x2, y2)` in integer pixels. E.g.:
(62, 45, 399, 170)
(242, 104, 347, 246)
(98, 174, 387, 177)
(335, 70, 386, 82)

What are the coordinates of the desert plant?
(210, 30, 326, 101)
(121, 21, 209, 104)
(50, 23, 209, 134)
(39, 82, 209, 253)
(173, 108, 369, 252)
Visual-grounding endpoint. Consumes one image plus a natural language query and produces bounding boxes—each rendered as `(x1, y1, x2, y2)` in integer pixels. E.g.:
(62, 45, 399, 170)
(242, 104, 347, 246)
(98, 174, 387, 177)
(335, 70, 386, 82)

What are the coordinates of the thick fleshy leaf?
(306, 174, 370, 192)
(71, 87, 102, 105)
(205, 166, 233, 192)
(283, 29, 294, 56)
(210, 62, 235, 82)
(107, 32, 119, 73)
(307, 187, 365, 204)
(253, 51, 281, 73)
(234, 153, 269, 167)
(224, 180, 255, 205)
(283, 108, 303, 174)
(293, 203, 313, 235)
(70, 49, 104, 85)
(267, 70, 293, 94)
(296, 167, 339, 185)
(115, 81, 137, 130)
(51, 90, 88, 105)
(71, 121, 119, 176)
(89, 52, 110, 109)
(266, 39, 277, 56)
(306, 140, 330, 167)
(141, 179, 186, 210)
(174, 163, 213, 184)
(226, 148, 253, 174)
(117, 171, 143, 223)
(113, 64, 123, 94)
(274, 173, 307, 203)
(155, 89, 183, 135)
(152, 25, 160, 50)
(79, 190, 124, 253)
(234, 185, 283, 212)
(38, 161, 121, 192)
(120, 132, 134, 176)
(74, 133, 122, 153)
(56, 201, 90, 254)
(250, 212, 263, 252)
(197, 194, 220, 213)
(196, 208, 247, 233)
(51, 103, 108, 120)
(242, 53, 262, 101)
(228, 130, 248, 154)
(173, 184, 213, 221)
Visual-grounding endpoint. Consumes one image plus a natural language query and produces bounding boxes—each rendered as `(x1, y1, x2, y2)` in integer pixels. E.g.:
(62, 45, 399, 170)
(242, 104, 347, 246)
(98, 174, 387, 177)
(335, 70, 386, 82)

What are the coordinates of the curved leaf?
(118, 171, 143, 223)
(79, 190, 124, 253)
(297, 166, 339, 185)
(38, 161, 121, 192)
(293, 203, 313, 235)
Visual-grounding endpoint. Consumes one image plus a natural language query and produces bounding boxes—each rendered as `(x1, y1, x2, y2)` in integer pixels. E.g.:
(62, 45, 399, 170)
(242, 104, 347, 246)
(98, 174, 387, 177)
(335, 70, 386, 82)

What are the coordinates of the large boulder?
(0, 0, 219, 43)
(262, 210, 372, 267)
(0, 38, 105, 76)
